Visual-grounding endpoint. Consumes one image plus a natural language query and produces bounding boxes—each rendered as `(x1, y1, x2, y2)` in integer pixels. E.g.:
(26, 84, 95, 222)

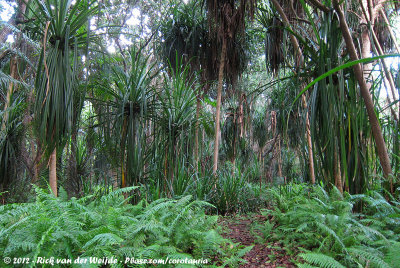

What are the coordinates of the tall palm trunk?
(333, 0, 393, 190)
(49, 148, 57, 196)
(270, 0, 316, 184)
(212, 38, 227, 175)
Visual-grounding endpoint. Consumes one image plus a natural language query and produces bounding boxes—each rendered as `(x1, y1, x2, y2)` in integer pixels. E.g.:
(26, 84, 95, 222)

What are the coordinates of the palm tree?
(26, 0, 97, 196)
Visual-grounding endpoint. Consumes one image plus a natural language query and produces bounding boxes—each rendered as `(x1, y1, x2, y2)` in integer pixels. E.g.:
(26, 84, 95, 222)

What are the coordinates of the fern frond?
(348, 247, 390, 268)
(299, 252, 345, 268)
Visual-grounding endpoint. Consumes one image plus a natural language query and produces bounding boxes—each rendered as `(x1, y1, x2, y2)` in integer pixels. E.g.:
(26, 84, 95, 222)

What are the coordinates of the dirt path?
(220, 214, 296, 268)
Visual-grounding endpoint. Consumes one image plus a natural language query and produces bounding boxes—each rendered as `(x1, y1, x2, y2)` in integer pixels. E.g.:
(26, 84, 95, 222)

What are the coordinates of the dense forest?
(0, 0, 400, 267)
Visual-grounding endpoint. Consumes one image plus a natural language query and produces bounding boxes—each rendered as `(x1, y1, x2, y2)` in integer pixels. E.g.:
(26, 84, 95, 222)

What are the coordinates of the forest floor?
(220, 214, 296, 268)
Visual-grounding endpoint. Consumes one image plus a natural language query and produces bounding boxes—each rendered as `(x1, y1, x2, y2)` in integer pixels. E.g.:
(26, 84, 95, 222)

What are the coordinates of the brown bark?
(212, 38, 227, 175)
(49, 148, 57, 196)
(333, 144, 343, 193)
(305, 0, 330, 13)
(303, 97, 316, 184)
(270, 0, 316, 184)
(333, 0, 393, 189)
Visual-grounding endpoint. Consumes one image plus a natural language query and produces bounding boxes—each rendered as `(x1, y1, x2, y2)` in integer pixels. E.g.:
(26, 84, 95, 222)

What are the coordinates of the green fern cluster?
(0, 186, 246, 267)
(261, 184, 400, 268)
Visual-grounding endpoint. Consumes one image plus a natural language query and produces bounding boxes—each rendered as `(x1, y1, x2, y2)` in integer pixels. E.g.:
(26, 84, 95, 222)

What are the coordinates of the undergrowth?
(0, 186, 249, 267)
(260, 184, 400, 268)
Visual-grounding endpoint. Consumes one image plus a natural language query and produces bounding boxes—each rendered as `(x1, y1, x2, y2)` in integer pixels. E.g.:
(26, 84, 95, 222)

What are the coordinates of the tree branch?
(305, 0, 330, 13)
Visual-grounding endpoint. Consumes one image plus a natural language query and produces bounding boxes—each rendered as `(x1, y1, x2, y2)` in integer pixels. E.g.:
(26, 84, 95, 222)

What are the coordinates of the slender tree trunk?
(1, 0, 28, 130)
(194, 96, 201, 172)
(333, 0, 393, 190)
(49, 148, 57, 196)
(270, 0, 316, 184)
(212, 38, 227, 175)
(1, 57, 18, 130)
(333, 144, 343, 193)
(120, 116, 128, 189)
(369, 23, 399, 122)
(277, 139, 282, 178)
(303, 97, 316, 184)
(380, 9, 400, 54)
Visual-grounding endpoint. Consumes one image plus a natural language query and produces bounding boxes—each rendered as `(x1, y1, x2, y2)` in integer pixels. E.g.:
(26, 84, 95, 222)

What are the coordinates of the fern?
(384, 242, 400, 267)
(348, 247, 391, 268)
(263, 185, 400, 267)
(299, 253, 345, 268)
(0, 188, 243, 266)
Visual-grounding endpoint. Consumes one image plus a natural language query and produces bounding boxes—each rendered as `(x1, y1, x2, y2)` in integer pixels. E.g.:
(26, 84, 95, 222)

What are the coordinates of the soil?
(220, 214, 296, 268)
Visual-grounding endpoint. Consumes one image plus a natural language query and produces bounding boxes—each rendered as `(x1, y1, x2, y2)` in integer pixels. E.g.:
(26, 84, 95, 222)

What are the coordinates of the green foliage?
(0, 96, 24, 187)
(94, 46, 156, 188)
(0, 186, 247, 267)
(298, 253, 345, 268)
(28, 0, 97, 154)
(261, 185, 400, 267)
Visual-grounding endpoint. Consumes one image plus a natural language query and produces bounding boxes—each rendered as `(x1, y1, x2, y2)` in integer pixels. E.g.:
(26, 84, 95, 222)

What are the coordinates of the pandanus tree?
(95, 47, 156, 189)
(26, 0, 97, 196)
(153, 63, 197, 196)
(222, 93, 250, 166)
(260, 0, 397, 192)
(303, 0, 397, 192)
(160, 0, 217, 171)
(332, 0, 394, 191)
(205, 0, 258, 174)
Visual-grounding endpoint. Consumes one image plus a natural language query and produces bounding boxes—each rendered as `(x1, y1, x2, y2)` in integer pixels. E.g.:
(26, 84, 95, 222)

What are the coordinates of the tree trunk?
(49, 148, 57, 196)
(212, 38, 227, 175)
(194, 96, 201, 172)
(303, 96, 316, 184)
(270, 0, 316, 184)
(1, 56, 18, 130)
(120, 116, 128, 189)
(369, 21, 399, 122)
(333, 0, 393, 190)
(333, 144, 343, 193)
(277, 139, 282, 178)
